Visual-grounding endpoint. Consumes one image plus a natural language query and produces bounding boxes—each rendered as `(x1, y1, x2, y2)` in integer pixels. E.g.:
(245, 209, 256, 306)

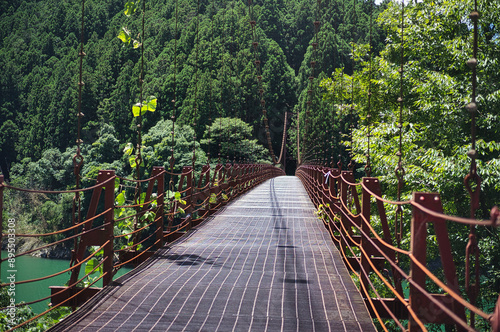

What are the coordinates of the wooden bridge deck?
(51, 176, 375, 331)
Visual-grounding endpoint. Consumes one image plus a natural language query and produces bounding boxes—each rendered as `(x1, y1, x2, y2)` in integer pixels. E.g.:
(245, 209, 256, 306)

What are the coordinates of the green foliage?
(201, 117, 270, 164)
(0, 283, 71, 331)
(287, 0, 387, 164)
(0, 0, 313, 168)
(117, 27, 132, 45)
(314, 203, 330, 222)
(209, 193, 217, 204)
(118, 1, 142, 48)
(132, 96, 157, 117)
(141, 119, 208, 174)
(318, 1, 500, 327)
(124, 1, 140, 17)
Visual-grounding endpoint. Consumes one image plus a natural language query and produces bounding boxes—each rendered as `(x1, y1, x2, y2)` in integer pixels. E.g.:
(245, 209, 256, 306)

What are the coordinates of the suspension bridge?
(48, 176, 376, 331)
(1, 163, 499, 331)
(1, 0, 499, 331)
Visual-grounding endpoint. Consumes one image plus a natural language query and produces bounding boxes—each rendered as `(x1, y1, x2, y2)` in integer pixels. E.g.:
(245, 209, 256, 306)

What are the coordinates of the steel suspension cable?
(330, 98, 335, 167)
(169, 0, 179, 190)
(133, 0, 147, 242)
(347, 0, 357, 172)
(322, 13, 333, 167)
(322, 46, 330, 167)
(336, 0, 346, 171)
(218, 2, 224, 164)
(464, 0, 481, 327)
(365, 0, 373, 177)
(71, 0, 86, 268)
(220, 1, 231, 163)
(247, 0, 277, 165)
(297, 110, 301, 164)
(394, 0, 406, 251)
(208, 2, 215, 165)
(301, 0, 323, 165)
(192, 0, 201, 170)
(276, 111, 288, 166)
(218, 94, 222, 164)
(304, 0, 321, 164)
(229, 2, 240, 165)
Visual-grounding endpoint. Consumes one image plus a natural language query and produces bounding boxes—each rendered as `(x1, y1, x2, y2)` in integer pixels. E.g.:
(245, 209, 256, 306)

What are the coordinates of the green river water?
(1, 251, 132, 314)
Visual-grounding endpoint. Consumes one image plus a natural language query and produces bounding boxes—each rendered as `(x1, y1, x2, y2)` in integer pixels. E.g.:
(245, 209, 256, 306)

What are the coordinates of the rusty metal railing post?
(409, 192, 428, 331)
(410, 192, 468, 330)
(152, 167, 165, 249)
(234, 164, 241, 195)
(185, 166, 193, 215)
(181, 166, 193, 230)
(228, 163, 235, 196)
(492, 295, 500, 331)
(102, 170, 115, 287)
(339, 171, 350, 261)
(361, 178, 374, 297)
(411, 192, 467, 330)
(69, 170, 114, 287)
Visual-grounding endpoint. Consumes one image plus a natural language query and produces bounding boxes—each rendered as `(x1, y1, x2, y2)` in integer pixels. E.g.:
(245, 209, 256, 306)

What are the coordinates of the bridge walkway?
(51, 176, 375, 331)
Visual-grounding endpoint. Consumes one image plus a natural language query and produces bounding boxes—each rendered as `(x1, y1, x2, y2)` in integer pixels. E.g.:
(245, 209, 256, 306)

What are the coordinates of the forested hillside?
(0, 0, 384, 182)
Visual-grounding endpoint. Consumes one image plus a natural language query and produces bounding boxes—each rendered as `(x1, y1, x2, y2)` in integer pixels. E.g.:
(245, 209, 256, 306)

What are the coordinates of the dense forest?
(1, 0, 500, 330)
(0, 0, 384, 182)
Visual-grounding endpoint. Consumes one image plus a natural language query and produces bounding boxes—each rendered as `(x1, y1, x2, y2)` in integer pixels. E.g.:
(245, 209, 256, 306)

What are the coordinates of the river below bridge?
(1, 251, 132, 314)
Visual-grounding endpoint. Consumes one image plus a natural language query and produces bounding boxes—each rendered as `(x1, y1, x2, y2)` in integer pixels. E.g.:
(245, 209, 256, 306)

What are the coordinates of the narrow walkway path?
(52, 176, 375, 331)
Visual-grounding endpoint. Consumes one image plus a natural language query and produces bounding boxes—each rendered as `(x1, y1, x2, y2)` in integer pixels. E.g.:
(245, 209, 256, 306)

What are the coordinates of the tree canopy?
(0, 0, 383, 179)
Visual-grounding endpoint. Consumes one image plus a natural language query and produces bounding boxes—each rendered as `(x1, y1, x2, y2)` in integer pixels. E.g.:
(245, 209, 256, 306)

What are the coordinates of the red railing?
(296, 164, 500, 332)
(0, 164, 283, 331)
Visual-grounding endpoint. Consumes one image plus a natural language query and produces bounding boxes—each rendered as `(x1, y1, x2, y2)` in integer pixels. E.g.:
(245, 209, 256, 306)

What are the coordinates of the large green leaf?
(145, 96, 157, 112)
(116, 191, 126, 206)
(85, 258, 100, 276)
(132, 102, 143, 117)
(117, 27, 131, 44)
(124, 1, 139, 16)
(129, 155, 137, 168)
(123, 142, 134, 156)
(143, 211, 155, 222)
(132, 96, 157, 117)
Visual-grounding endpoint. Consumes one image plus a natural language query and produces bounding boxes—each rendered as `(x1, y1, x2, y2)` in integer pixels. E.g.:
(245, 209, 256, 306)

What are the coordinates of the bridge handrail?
(296, 164, 500, 331)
